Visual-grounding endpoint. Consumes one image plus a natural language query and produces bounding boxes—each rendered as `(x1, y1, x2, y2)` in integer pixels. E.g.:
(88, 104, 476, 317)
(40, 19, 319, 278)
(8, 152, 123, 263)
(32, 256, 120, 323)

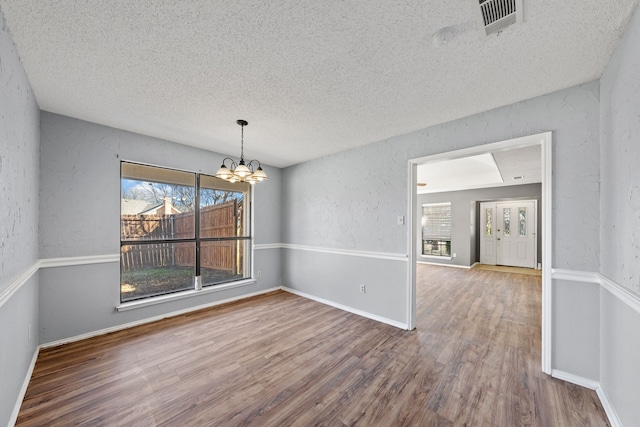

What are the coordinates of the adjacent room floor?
(16, 265, 608, 426)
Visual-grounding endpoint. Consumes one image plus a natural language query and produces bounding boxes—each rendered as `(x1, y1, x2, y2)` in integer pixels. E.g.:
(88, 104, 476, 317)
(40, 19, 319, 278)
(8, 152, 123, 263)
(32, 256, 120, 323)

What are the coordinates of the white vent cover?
(473, 0, 523, 36)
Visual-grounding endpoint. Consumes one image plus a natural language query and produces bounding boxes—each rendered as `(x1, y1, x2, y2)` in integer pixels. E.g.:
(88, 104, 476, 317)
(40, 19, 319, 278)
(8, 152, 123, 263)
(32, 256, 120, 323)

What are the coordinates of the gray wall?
(38, 113, 282, 343)
(0, 7, 40, 426)
(598, 3, 640, 425)
(417, 184, 542, 267)
(282, 81, 600, 325)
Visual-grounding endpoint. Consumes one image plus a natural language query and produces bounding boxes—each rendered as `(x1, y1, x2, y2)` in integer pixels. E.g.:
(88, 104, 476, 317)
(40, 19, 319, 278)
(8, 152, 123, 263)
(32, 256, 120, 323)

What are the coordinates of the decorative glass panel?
(519, 207, 527, 236)
(485, 208, 493, 236)
(503, 208, 511, 236)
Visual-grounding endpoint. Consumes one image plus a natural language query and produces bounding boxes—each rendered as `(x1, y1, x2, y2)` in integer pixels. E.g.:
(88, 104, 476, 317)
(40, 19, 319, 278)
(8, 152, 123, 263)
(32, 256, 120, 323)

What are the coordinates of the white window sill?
(420, 255, 453, 261)
(116, 278, 257, 312)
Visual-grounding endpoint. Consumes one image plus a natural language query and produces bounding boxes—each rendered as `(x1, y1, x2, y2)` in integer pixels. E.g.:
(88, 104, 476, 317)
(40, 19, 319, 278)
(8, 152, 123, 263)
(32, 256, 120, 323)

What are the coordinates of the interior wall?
(282, 81, 600, 325)
(38, 112, 282, 344)
(598, 2, 640, 425)
(417, 184, 542, 268)
(0, 6, 40, 426)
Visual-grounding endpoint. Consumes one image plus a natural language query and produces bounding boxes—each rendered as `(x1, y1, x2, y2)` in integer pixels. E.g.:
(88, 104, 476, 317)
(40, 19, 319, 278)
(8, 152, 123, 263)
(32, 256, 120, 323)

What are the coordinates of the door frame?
(407, 131, 553, 374)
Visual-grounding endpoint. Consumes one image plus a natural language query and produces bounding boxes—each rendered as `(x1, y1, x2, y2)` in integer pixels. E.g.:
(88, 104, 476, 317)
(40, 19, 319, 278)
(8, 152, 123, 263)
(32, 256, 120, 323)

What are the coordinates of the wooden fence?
(121, 200, 243, 273)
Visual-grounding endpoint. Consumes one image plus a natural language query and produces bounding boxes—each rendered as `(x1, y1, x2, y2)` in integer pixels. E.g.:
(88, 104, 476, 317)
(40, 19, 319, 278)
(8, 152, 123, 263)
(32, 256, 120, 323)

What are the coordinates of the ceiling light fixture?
(432, 27, 455, 47)
(215, 120, 268, 184)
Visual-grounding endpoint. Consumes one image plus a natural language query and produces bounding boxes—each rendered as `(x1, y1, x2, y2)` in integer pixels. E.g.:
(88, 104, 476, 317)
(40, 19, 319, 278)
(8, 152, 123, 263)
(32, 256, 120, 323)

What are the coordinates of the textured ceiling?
(0, 0, 637, 167)
(417, 145, 541, 194)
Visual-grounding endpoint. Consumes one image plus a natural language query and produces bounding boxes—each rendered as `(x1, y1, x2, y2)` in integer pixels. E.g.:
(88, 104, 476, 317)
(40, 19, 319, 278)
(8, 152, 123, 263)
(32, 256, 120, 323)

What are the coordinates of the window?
(422, 203, 452, 257)
(120, 162, 251, 303)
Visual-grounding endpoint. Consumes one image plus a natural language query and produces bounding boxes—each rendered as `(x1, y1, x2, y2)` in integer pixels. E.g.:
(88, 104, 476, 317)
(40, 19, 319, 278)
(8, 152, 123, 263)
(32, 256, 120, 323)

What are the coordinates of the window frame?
(119, 161, 254, 304)
(421, 202, 452, 258)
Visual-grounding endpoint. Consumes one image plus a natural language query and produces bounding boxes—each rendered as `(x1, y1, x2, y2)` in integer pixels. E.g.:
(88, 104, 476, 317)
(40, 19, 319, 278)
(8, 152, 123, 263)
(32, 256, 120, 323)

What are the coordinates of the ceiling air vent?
(474, 0, 523, 36)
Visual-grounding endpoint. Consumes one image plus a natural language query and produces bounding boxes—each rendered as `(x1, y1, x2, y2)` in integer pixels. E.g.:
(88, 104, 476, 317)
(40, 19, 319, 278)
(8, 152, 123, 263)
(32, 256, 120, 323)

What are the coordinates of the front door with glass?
(480, 200, 537, 269)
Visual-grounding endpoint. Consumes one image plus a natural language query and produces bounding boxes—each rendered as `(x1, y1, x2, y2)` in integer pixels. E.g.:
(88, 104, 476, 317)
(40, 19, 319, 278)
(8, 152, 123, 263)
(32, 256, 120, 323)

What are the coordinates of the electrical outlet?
(397, 215, 404, 225)
(453, 253, 457, 258)
(359, 284, 366, 293)
(257, 270, 262, 278)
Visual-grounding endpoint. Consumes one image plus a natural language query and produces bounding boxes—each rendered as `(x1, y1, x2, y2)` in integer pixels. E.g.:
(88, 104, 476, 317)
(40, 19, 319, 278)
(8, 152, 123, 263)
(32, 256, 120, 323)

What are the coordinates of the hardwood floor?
(16, 265, 608, 426)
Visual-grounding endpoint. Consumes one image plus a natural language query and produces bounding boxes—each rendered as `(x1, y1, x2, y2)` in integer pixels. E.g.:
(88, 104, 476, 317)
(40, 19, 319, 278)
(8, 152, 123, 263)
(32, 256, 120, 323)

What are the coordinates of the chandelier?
(215, 120, 268, 184)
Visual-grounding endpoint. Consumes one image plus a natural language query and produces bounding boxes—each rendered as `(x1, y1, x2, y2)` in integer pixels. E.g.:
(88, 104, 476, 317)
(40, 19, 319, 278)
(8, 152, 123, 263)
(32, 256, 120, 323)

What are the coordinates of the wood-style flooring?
(16, 265, 608, 426)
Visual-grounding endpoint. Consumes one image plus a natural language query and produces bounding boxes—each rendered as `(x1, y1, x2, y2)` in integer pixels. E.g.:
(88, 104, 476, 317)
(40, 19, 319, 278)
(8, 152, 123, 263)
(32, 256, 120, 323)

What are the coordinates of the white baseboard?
(596, 385, 622, 427)
(417, 261, 478, 269)
(41, 286, 281, 349)
(9, 347, 39, 427)
(551, 369, 599, 390)
(281, 286, 408, 330)
(550, 370, 622, 427)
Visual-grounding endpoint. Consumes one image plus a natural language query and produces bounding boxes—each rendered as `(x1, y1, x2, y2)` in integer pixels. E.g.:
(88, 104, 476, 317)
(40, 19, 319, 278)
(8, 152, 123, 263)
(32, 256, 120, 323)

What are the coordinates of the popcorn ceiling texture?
(0, 0, 637, 167)
(0, 8, 39, 288)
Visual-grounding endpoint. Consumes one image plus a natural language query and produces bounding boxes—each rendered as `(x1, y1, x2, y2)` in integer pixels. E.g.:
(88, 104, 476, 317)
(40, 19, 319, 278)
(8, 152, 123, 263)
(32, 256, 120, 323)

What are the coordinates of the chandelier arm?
(221, 157, 238, 169)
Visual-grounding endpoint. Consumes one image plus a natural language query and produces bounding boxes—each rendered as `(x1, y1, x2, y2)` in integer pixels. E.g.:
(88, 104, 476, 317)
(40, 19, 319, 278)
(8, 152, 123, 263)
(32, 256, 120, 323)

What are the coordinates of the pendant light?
(215, 120, 268, 184)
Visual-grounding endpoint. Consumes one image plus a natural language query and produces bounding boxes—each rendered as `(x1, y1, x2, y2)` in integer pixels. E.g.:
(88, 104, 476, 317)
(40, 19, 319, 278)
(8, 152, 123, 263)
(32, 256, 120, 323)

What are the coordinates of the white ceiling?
(0, 0, 637, 168)
(417, 144, 541, 194)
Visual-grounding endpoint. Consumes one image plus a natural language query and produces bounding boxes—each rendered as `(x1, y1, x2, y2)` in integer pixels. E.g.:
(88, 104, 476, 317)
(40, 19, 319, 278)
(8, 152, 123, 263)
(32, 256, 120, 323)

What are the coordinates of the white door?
(479, 202, 497, 265)
(495, 201, 537, 268)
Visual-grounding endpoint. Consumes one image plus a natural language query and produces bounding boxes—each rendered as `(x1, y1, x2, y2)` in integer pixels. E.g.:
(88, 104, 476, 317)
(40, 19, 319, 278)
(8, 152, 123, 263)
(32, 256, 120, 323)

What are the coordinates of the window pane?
(485, 208, 493, 236)
(120, 243, 195, 302)
(200, 175, 249, 238)
(422, 240, 451, 257)
(201, 240, 250, 285)
(422, 203, 452, 257)
(121, 163, 195, 240)
(503, 208, 511, 236)
(519, 207, 527, 236)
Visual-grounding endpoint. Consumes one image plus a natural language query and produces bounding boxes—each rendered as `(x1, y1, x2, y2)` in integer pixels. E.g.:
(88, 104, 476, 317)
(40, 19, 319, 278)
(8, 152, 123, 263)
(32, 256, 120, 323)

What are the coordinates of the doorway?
(407, 132, 552, 374)
(480, 199, 538, 269)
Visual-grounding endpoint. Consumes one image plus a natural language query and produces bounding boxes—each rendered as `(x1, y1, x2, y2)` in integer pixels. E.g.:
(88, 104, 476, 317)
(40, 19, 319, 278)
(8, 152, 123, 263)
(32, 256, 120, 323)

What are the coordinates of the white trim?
(39, 254, 119, 268)
(407, 161, 417, 330)
(551, 268, 601, 284)
(551, 369, 599, 390)
(599, 273, 640, 316)
(254, 243, 282, 250)
(408, 131, 553, 374)
(281, 286, 409, 330)
(540, 132, 553, 375)
(552, 269, 640, 316)
(42, 286, 280, 348)
(9, 347, 39, 427)
(116, 279, 257, 311)
(596, 386, 623, 427)
(550, 371, 622, 427)
(417, 261, 478, 269)
(0, 261, 40, 308)
(282, 244, 408, 261)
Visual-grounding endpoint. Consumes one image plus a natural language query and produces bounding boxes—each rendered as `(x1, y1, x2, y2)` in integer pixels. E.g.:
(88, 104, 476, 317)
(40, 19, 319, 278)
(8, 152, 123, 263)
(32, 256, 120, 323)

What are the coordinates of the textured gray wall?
(38, 113, 282, 343)
(283, 82, 600, 270)
(417, 184, 542, 267)
(39, 113, 281, 257)
(598, 4, 640, 426)
(0, 11, 39, 291)
(282, 82, 600, 324)
(600, 3, 640, 295)
(0, 6, 40, 426)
